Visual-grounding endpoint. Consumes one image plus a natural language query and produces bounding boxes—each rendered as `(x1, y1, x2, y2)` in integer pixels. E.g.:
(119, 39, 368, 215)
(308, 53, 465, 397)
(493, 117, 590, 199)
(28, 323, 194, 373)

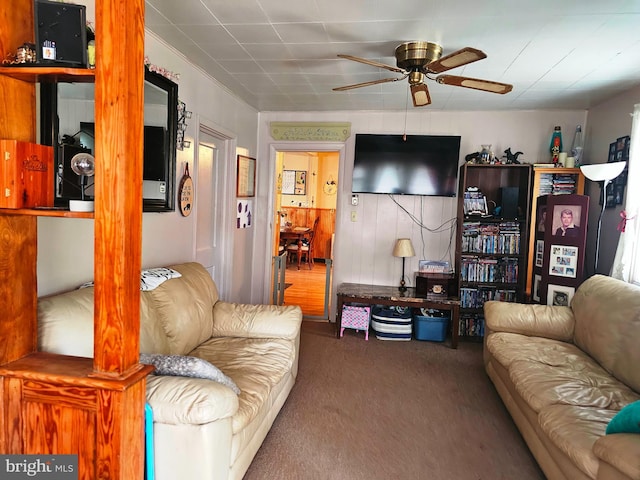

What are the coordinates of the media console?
(336, 283, 461, 348)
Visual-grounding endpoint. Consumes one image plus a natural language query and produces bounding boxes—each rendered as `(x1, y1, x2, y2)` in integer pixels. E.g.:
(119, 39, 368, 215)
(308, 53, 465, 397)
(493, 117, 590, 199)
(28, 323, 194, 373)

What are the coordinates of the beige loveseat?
(37, 262, 303, 480)
(483, 274, 640, 480)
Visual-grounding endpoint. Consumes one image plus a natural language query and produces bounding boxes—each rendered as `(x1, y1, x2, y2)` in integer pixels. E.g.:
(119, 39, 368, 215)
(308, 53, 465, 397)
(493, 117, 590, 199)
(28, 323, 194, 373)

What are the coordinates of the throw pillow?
(605, 400, 640, 434)
(140, 353, 240, 394)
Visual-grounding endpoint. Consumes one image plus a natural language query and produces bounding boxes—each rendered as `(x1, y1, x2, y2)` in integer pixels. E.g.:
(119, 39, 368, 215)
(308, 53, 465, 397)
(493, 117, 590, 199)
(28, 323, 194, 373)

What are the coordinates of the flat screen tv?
(352, 133, 461, 196)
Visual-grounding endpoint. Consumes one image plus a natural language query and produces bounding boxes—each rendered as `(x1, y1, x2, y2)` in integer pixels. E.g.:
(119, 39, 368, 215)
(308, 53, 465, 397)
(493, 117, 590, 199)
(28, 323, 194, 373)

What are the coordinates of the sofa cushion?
(593, 432, 640, 479)
(486, 331, 580, 370)
(606, 400, 640, 434)
(38, 285, 170, 357)
(140, 353, 240, 394)
(190, 336, 296, 434)
(508, 356, 639, 413)
(144, 263, 218, 355)
(571, 275, 640, 393)
(146, 375, 239, 425)
(538, 404, 616, 479)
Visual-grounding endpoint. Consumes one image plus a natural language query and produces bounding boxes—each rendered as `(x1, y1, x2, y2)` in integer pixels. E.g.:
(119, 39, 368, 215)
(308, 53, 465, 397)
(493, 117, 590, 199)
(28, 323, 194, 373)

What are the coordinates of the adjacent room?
(0, 0, 639, 479)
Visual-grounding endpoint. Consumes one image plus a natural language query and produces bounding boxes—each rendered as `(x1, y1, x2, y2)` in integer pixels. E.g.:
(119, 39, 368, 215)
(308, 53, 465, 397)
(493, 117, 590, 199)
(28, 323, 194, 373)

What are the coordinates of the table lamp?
(69, 152, 95, 212)
(393, 238, 415, 292)
(579, 161, 626, 273)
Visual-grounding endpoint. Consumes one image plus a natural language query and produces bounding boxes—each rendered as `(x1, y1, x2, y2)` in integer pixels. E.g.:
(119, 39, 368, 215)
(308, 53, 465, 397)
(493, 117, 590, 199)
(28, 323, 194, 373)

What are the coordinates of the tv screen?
(352, 134, 461, 196)
(79, 122, 166, 181)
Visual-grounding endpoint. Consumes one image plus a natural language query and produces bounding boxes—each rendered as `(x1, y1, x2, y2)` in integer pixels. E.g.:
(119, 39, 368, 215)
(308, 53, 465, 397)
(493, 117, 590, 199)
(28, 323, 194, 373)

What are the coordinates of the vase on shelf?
(479, 144, 492, 164)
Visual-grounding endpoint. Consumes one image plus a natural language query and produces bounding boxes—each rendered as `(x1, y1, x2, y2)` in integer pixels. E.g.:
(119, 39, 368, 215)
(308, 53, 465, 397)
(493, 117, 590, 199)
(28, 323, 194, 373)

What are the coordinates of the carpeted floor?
(244, 321, 545, 480)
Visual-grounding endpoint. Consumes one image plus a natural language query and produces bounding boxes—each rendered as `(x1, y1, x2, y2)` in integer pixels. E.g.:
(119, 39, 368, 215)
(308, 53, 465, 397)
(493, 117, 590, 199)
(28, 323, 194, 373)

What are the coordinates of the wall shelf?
(0, 66, 95, 83)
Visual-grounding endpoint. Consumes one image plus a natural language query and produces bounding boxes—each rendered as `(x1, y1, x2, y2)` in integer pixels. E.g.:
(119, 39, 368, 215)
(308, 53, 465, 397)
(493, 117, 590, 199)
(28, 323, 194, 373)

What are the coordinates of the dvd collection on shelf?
(460, 286, 518, 308)
(461, 221, 521, 254)
(538, 173, 579, 196)
(459, 314, 486, 337)
(459, 256, 519, 283)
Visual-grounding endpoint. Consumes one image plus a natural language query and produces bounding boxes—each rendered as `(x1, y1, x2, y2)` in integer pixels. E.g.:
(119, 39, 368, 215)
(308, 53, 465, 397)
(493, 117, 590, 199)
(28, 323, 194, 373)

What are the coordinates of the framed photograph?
(549, 244, 578, 278)
(282, 170, 307, 195)
(535, 240, 544, 267)
(236, 155, 256, 198)
(551, 205, 582, 238)
(533, 274, 542, 302)
(547, 284, 575, 307)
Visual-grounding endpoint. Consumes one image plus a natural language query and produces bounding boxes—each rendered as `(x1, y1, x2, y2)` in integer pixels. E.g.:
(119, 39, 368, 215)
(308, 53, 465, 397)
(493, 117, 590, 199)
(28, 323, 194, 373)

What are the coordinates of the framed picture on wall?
(282, 170, 307, 195)
(236, 155, 256, 198)
(547, 284, 575, 307)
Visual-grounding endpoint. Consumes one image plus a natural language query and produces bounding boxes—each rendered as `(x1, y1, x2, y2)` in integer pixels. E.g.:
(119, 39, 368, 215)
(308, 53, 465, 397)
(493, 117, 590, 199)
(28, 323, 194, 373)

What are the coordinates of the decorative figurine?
(503, 148, 523, 164)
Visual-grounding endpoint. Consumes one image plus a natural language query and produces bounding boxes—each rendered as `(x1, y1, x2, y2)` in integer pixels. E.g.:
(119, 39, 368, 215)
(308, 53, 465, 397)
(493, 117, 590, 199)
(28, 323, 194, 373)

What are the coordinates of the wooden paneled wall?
(280, 207, 335, 260)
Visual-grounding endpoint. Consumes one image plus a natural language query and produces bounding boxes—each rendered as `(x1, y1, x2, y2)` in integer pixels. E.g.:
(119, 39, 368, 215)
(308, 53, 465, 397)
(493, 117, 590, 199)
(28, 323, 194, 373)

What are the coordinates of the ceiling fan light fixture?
(411, 84, 431, 107)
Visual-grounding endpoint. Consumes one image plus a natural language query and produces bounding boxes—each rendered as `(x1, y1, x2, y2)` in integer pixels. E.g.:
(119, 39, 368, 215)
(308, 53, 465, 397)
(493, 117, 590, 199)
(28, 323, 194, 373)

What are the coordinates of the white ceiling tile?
(144, 0, 640, 111)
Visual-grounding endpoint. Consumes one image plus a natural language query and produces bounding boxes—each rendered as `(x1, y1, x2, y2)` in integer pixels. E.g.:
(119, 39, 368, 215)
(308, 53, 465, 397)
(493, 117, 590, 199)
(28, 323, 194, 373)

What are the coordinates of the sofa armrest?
(212, 302, 302, 340)
(146, 375, 239, 425)
(593, 433, 640, 480)
(483, 301, 575, 341)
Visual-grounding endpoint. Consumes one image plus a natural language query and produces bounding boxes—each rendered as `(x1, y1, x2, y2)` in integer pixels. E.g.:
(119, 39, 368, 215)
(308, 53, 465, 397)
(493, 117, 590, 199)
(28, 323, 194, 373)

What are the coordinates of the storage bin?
(340, 304, 370, 340)
(414, 314, 449, 342)
(371, 305, 412, 341)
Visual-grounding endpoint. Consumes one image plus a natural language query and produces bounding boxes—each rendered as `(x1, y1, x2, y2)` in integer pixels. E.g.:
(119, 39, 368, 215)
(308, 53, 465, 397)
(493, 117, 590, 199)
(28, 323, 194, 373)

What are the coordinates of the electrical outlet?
(351, 211, 357, 222)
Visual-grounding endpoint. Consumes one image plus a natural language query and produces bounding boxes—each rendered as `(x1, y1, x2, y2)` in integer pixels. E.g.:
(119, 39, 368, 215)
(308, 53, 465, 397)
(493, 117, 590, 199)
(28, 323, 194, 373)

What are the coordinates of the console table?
(336, 283, 461, 348)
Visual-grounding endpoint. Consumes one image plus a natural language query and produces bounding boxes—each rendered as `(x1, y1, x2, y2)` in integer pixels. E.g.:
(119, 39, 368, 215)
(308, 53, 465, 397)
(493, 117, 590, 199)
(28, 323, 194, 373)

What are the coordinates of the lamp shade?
(580, 161, 626, 182)
(393, 238, 415, 258)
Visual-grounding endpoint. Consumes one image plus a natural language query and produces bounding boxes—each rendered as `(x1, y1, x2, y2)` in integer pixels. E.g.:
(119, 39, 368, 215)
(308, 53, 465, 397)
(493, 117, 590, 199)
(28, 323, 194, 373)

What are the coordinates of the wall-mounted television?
(352, 133, 461, 196)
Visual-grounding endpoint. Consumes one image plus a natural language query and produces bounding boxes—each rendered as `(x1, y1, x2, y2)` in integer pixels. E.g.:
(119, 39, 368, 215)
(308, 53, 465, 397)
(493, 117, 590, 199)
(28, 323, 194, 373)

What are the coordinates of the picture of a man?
(554, 207, 581, 237)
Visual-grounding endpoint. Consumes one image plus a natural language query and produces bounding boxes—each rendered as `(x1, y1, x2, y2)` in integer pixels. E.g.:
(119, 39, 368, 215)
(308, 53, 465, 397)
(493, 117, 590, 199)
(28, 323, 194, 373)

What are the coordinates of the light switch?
(351, 194, 359, 206)
(351, 211, 357, 222)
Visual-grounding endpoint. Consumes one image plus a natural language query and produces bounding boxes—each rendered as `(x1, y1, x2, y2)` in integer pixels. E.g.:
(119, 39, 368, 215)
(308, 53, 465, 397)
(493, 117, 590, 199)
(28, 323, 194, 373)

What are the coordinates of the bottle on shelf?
(570, 125, 584, 166)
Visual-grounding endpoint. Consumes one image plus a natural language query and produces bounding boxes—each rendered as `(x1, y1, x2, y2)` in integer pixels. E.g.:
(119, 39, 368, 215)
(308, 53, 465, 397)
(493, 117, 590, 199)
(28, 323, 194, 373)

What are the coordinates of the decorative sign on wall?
(178, 163, 193, 217)
(237, 200, 252, 228)
(282, 170, 306, 195)
(270, 122, 351, 142)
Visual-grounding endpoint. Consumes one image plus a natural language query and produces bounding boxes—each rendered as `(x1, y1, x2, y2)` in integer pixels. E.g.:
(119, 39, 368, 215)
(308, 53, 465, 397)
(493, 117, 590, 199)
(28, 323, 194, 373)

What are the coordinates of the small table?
(280, 227, 310, 270)
(336, 283, 461, 348)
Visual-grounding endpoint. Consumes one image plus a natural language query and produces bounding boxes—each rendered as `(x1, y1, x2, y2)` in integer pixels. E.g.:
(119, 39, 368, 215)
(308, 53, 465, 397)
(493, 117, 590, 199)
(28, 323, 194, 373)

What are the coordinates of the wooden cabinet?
(455, 164, 533, 339)
(525, 166, 585, 298)
(0, 1, 152, 478)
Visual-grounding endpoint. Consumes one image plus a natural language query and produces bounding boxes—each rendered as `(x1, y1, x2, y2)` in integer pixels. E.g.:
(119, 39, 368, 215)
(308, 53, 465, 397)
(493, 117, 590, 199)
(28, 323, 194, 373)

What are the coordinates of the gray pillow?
(140, 353, 240, 394)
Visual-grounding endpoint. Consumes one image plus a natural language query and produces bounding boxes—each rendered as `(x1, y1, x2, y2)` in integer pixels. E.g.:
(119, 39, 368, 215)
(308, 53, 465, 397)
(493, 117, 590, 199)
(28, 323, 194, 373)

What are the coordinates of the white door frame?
(193, 118, 237, 300)
(263, 141, 346, 318)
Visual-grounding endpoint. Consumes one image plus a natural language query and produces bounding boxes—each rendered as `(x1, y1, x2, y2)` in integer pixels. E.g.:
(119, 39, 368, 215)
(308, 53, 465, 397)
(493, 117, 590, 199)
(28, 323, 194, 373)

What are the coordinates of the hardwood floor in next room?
(283, 261, 328, 318)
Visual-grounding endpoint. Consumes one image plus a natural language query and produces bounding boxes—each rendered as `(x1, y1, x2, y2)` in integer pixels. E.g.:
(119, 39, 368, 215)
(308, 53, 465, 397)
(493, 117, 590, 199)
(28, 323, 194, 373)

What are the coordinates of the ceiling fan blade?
(410, 83, 431, 107)
(337, 54, 405, 74)
(332, 75, 408, 91)
(436, 75, 513, 94)
(426, 47, 487, 74)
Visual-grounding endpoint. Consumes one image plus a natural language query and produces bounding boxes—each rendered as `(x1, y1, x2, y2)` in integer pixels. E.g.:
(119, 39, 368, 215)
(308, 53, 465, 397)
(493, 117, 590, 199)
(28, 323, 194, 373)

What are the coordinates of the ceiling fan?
(333, 41, 513, 107)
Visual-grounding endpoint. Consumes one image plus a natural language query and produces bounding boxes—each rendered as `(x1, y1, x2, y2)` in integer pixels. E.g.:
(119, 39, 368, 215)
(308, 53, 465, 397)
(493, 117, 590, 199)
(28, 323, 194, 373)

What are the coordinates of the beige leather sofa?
(37, 262, 303, 480)
(483, 274, 640, 480)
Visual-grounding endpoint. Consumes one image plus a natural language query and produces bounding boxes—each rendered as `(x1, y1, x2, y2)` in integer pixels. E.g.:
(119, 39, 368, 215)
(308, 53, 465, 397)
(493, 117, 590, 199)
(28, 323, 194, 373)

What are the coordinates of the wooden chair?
(287, 217, 319, 269)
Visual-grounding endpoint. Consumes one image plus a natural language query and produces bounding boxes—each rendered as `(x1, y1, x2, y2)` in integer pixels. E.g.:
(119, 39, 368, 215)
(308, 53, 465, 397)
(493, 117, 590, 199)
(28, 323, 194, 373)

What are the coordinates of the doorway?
(273, 151, 339, 319)
(194, 124, 233, 298)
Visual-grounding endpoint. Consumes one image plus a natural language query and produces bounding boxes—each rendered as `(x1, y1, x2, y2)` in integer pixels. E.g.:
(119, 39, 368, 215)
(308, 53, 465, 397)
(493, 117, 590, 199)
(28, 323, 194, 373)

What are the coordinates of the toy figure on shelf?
(502, 148, 523, 164)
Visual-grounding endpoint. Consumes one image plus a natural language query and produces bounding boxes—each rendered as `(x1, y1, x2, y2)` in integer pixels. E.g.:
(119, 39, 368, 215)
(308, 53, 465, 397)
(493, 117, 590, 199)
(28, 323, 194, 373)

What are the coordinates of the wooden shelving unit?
(0, 1, 152, 478)
(455, 164, 533, 339)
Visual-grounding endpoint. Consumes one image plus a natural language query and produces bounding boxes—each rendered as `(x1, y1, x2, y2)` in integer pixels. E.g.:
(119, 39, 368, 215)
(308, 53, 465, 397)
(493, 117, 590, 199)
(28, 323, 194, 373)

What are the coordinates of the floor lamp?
(393, 238, 415, 292)
(579, 161, 626, 274)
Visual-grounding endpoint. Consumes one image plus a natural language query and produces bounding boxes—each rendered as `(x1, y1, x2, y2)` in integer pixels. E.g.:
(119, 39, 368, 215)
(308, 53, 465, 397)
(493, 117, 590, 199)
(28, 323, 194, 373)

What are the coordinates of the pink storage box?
(340, 305, 370, 340)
